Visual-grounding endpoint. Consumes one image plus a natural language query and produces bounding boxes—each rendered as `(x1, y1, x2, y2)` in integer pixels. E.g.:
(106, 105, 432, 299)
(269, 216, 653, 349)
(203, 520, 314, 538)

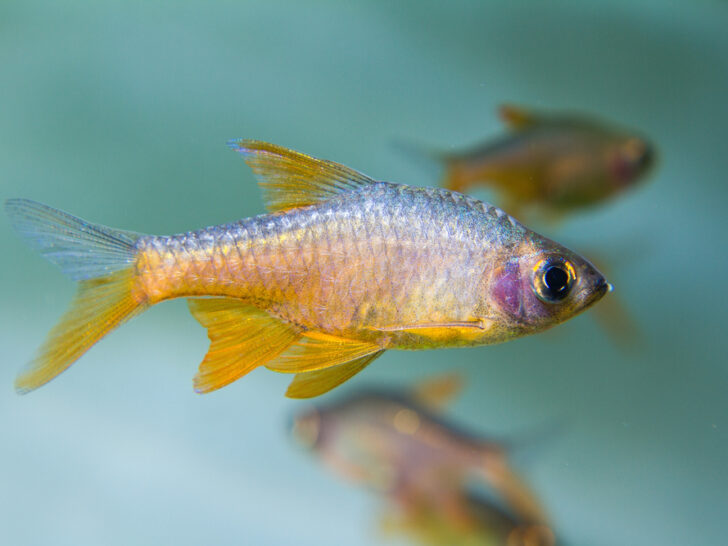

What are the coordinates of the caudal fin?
(5, 199, 147, 393)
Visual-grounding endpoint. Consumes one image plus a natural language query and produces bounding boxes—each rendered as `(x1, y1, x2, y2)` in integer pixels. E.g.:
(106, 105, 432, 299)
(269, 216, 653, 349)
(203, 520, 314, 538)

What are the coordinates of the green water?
(1, 1, 726, 545)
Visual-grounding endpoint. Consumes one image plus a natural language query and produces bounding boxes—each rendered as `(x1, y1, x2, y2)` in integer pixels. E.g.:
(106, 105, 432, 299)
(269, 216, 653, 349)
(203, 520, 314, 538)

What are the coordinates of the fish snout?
(614, 137, 656, 183)
(632, 139, 655, 176)
(582, 266, 612, 306)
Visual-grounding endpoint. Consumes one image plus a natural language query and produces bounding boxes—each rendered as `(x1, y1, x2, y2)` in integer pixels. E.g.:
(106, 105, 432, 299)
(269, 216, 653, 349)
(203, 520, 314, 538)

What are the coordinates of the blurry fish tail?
(5, 199, 148, 394)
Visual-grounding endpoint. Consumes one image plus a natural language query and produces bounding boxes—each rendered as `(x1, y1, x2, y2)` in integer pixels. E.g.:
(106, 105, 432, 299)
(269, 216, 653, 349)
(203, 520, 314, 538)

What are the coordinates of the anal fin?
(266, 331, 383, 373)
(286, 351, 384, 399)
(411, 373, 463, 411)
(188, 298, 301, 393)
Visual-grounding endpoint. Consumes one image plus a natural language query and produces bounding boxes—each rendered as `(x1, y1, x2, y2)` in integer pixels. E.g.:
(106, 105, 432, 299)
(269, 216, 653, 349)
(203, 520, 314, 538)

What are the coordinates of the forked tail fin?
(5, 199, 148, 393)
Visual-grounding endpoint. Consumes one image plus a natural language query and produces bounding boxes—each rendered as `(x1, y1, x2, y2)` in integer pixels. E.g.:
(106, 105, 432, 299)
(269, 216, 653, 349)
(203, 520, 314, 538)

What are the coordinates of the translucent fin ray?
(5, 199, 147, 393)
(188, 298, 301, 393)
(285, 351, 383, 399)
(5, 199, 143, 281)
(228, 140, 375, 212)
(15, 270, 145, 394)
(265, 331, 382, 373)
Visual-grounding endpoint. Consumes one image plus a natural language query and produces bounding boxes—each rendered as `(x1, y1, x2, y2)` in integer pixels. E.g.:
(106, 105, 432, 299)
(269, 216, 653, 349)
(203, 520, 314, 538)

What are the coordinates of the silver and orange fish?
(290, 375, 548, 525)
(6, 141, 610, 398)
(436, 105, 655, 219)
(381, 491, 558, 546)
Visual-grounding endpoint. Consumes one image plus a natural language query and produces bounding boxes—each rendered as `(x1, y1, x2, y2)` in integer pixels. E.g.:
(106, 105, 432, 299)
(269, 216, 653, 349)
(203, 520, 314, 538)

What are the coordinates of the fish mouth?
(590, 278, 612, 305)
(598, 278, 613, 295)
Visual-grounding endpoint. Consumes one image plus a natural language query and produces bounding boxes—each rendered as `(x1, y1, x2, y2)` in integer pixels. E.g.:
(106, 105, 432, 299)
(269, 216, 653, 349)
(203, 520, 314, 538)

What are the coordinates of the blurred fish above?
(407, 104, 656, 222)
(291, 375, 558, 545)
(5, 141, 609, 398)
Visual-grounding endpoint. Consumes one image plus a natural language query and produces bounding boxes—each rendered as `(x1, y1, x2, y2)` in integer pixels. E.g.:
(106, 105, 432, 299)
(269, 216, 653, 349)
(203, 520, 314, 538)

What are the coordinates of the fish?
(290, 375, 548, 525)
(433, 105, 655, 219)
(5, 140, 610, 398)
(380, 491, 558, 546)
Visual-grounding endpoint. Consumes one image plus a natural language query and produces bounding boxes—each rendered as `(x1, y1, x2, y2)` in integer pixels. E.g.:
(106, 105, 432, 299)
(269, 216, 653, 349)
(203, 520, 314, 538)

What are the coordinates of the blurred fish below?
(380, 493, 557, 546)
(5, 140, 609, 399)
(400, 104, 656, 224)
(290, 375, 561, 545)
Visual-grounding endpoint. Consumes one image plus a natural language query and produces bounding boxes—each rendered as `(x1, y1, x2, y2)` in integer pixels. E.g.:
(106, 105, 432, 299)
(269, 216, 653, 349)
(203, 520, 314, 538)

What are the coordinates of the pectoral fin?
(411, 373, 463, 411)
(188, 298, 301, 393)
(266, 331, 383, 373)
(285, 351, 384, 398)
(374, 320, 492, 345)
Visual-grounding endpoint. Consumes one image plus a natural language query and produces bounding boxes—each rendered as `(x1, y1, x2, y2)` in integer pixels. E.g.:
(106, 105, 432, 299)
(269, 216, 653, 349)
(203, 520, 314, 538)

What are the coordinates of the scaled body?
(135, 182, 527, 349)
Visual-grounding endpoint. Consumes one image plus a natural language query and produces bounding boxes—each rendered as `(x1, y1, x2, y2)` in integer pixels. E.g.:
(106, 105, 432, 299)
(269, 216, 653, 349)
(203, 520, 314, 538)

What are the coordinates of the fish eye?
(533, 257, 576, 303)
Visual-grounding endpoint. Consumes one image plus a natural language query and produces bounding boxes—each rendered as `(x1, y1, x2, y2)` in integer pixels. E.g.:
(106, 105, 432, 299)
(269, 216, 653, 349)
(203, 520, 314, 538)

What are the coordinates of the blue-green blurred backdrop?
(1, 1, 726, 545)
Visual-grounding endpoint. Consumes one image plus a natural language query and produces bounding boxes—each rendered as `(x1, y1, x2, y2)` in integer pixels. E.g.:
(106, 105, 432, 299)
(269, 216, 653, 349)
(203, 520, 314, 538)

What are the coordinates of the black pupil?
(544, 266, 569, 295)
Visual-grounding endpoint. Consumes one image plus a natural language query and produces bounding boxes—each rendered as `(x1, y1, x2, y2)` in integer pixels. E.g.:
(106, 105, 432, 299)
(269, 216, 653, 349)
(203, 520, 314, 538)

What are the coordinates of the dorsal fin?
(228, 140, 376, 212)
(498, 104, 540, 130)
(410, 373, 463, 411)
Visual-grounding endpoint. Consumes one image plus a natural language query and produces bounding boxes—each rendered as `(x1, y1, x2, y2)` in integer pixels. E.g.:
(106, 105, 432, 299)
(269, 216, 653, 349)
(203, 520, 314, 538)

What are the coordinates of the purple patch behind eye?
(493, 261, 522, 318)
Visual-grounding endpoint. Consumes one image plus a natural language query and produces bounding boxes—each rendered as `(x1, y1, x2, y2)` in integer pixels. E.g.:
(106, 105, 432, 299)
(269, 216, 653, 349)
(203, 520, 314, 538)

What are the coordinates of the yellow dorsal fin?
(266, 331, 383, 373)
(411, 373, 463, 411)
(498, 104, 540, 130)
(228, 140, 376, 212)
(286, 351, 384, 399)
(188, 298, 301, 393)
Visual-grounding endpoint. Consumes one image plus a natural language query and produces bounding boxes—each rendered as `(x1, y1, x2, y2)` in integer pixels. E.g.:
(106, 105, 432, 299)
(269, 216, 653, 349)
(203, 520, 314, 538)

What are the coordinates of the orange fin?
(374, 320, 492, 344)
(286, 351, 383, 398)
(266, 331, 383, 373)
(16, 270, 144, 393)
(5, 199, 147, 393)
(228, 140, 375, 212)
(411, 373, 463, 411)
(498, 104, 539, 130)
(377, 320, 490, 332)
(188, 298, 301, 393)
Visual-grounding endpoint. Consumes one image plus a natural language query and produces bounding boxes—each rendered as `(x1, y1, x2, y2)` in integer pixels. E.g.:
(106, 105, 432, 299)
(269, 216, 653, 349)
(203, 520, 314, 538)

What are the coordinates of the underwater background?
(1, 1, 726, 545)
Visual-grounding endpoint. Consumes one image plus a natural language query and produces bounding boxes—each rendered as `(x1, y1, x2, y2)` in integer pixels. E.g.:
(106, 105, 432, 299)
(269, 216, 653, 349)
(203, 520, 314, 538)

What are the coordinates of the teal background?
(1, 1, 727, 545)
